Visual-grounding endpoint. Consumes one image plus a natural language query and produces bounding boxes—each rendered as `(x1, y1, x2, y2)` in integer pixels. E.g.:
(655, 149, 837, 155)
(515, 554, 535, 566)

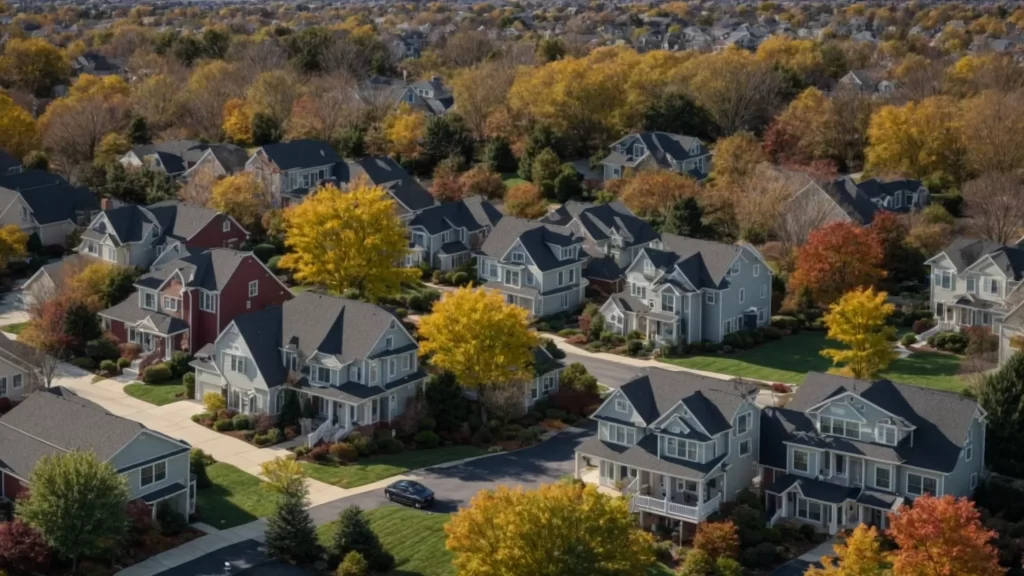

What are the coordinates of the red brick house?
(98, 248, 291, 375)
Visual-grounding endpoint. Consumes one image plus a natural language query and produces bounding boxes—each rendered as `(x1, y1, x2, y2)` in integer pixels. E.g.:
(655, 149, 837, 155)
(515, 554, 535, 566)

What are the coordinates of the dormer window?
(820, 416, 861, 440)
(633, 144, 645, 157)
(162, 296, 178, 312)
(141, 291, 157, 310)
(560, 247, 574, 260)
(643, 259, 654, 275)
(351, 364, 363, 383)
(875, 424, 898, 446)
(615, 399, 628, 412)
(511, 251, 525, 263)
(312, 365, 332, 384)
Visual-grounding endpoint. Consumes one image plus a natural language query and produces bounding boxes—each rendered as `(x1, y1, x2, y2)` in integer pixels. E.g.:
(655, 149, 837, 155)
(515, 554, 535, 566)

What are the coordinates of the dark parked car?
(384, 480, 435, 509)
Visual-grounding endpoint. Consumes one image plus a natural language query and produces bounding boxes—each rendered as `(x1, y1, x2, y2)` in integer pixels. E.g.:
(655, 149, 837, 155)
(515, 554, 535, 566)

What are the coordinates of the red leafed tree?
(870, 211, 922, 287)
(0, 519, 51, 573)
(887, 494, 1002, 576)
(692, 520, 739, 560)
(788, 221, 885, 307)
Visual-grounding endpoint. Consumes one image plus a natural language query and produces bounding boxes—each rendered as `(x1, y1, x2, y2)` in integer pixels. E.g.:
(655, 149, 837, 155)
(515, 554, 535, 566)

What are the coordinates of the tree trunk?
(478, 386, 489, 424)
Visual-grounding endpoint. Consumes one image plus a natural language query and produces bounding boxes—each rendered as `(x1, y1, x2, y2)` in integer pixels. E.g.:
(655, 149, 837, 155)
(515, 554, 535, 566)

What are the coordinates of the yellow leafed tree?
(805, 524, 889, 576)
(445, 482, 656, 576)
(278, 182, 418, 301)
(821, 287, 898, 380)
(865, 97, 968, 185)
(0, 225, 28, 271)
(259, 456, 306, 496)
(222, 98, 253, 146)
(0, 90, 39, 159)
(210, 173, 269, 231)
(619, 169, 701, 218)
(417, 286, 537, 421)
(0, 37, 70, 96)
(383, 103, 427, 160)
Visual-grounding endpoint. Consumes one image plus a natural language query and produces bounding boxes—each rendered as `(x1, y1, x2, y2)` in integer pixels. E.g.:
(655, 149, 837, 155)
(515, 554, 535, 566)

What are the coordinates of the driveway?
(152, 540, 313, 576)
(308, 424, 595, 523)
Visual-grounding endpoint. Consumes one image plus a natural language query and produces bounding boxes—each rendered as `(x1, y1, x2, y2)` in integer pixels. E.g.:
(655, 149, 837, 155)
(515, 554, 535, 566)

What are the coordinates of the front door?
(744, 312, 757, 330)
(837, 505, 844, 527)
(142, 333, 154, 352)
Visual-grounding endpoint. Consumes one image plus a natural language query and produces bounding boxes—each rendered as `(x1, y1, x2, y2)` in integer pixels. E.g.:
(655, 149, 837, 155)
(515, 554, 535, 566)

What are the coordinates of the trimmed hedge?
(252, 243, 277, 263)
(99, 359, 118, 374)
(414, 430, 440, 449)
(143, 363, 173, 384)
(71, 357, 96, 370)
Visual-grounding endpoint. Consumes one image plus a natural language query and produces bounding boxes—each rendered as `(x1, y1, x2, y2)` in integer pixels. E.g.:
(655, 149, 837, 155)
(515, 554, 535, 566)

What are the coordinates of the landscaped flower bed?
(190, 408, 297, 447)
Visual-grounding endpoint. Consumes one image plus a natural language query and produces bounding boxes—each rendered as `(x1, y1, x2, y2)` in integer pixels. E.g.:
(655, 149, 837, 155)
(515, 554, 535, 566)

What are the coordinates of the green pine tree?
(979, 352, 1024, 475)
(330, 506, 394, 572)
(279, 388, 302, 429)
(265, 483, 321, 565)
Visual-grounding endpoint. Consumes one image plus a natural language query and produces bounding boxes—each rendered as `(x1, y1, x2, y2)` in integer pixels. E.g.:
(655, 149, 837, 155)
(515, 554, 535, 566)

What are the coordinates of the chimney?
(100, 197, 113, 211)
(432, 75, 442, 84)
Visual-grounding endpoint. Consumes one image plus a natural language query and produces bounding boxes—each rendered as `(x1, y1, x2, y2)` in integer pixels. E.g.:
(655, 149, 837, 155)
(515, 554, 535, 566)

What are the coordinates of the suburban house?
(998, 302, 1024, 367)
(925, 236, 1023, 331)
(120, 140, 216, 178)
(191, 292, 427, 447)
(22, 253, 94, 308)
(75, 200, 248, 269)
(71, 52, 122, 76)
(0, 332, 39, 403)
(574, 368, 761, 531)
(540, 201, 659, 292)
(838, 69, 896, 96)
(599, 234, 772, 346)
(0, 388, 194, 520)
(181, 144, 249, 181)
(406, 196, 502, 270)
(760, 372, 985, 534)
(245, 139, 343, 207)
(99, 248, 291, 373)
(0, 170, 100, 247)
(337, 157, 436, 222)
(359, 75, 455, 116)
(463, 346, 565, 413)
(475, 217, 588, 318)
(601, 132, 713, 182)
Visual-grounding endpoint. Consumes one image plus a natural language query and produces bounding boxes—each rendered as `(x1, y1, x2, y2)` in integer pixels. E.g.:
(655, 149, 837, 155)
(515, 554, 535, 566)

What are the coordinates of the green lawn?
(501, 173, 529, 189)
(0, 321, 28, 335)
(123, 377, 185, 406)
(659, 331, 967, 392)
(195, 463, 278, 529)
(317, 506, 455, 576)
(299, 446, 488, 489)
(315, 506, 674, 576)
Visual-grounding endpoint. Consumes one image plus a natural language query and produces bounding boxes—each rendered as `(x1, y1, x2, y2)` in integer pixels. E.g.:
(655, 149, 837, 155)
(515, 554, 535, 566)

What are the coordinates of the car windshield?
(407, 482, 428, 493)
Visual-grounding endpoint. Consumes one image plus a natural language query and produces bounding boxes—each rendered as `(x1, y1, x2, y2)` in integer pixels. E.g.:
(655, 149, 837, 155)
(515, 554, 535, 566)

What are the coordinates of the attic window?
(876, 424, 897, 446)
(511, 252, 525, 263)
(643, 260, 655, 275)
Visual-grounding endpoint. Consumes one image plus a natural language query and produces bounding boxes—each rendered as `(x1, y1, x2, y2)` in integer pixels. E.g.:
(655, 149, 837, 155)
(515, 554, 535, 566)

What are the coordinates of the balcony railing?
(630, 492, 722, 521)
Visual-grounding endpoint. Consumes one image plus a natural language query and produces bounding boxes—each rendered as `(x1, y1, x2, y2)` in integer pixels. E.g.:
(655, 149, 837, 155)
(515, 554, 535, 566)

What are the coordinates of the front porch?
(298, 385, 408, 448)
(934, 300, 1001, 332)
(638, 313, 682, 346)
(766, 475, 903, 535)
(576, 454, 723, 523)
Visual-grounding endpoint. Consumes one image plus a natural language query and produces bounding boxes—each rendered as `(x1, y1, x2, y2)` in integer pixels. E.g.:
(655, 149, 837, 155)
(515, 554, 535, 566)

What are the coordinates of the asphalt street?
(154, 540, 313, 576)
(307, 424, 595, 523)
(561, 349, 644, 389)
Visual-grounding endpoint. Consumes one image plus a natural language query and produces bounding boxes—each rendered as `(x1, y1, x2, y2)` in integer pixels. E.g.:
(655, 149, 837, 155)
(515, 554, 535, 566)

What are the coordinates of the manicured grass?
(315, 506, 674, 576)
(196, 463, 278, 529)
(317, 506, 456, 576)
(299, 446, 489, 489)
(123, 377, 185, 406)
(501, 173, 528, 189)
(0, 321, 28, 334)
(659, 331, 967, 391)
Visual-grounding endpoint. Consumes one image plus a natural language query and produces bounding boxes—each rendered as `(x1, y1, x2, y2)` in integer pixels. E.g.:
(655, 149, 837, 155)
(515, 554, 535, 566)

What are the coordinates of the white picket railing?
(306, 418, 332, 449)
(624, 476, 640, 495)
(630, 492, 722, 521)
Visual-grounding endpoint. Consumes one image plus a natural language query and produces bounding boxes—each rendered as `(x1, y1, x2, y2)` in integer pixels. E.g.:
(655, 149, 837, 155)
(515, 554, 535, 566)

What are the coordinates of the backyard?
(195, 462, 278, 529)
(299, 445, 488, 489)
(659, 331, 968, 392)
(123, 377, 186, 406)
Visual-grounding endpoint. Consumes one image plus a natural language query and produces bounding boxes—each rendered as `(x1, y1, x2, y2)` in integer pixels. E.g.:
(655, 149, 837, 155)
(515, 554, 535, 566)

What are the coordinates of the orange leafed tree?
(692, 520, 739, 561)
(887, 494, 1002, 576)
(788, 221, 885, 308)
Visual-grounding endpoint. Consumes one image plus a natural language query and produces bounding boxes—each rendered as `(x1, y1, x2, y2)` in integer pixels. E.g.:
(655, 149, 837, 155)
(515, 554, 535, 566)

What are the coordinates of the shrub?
(0, 519, 50, 573)
(377, 437, 404, 454)
(294, 445, 311, 458)
(929, 331, 968, 354)
(99, 359, 118, 375)
(336, 550, 369, 576)
(117, 357, 132, 369)
(406, 293, 424, 312)
(309, 445, 331, 461)
(190, 449, 214, 488)
(253, 434, 272, 446)
(86, 338, 119, 361)
(770, 382, 791, 394)
(418, 416, 437, 431)
(561, 362, 598, 393)
(266, 428, 282, 444)
(168, 351, 191, 376)
(565, 334, 588, 345)
(900, 333, 917, 347)
(284, 426, 299, 440)
(143, 363, 173, 383)
(71, 357, 96, 370)
(254, 413, 274, 434)
(267, 255, 282, 273)
(231, 414, 252, 430)
(501, 424, 523, 440)
(625, 339, 644, 356)
(964, 326, 998, 355)
(740, 542, 778, 568)
(394, 308, 408, 319)
(704, 342, 721, 354)
(652, 540, 674, 564)
(472, 426, 493, 445)
(679, 549, 714, 576)
(770, 315, 799, 331)
(348, 432, 377, 456)
(545, 408, 567, 421)
(330, 442, 359, 462)
(213, 419, 234, 432)
(203, 392, 226, 412)
(557, 328, 582, 337)
(253, 243, 277, 262)
(798, 523, 816, 541)
(518, 426, 544, 443)
(119, 342, 142, 360)
(693, 520, 739, 560)
(912, 317, 935, 334)
(183, 372, 195, 398)
(722, 333, 744, 349)
(762, 326, 784, 340)
(451, 271, 470, 286)
(414, 430, 440, 448)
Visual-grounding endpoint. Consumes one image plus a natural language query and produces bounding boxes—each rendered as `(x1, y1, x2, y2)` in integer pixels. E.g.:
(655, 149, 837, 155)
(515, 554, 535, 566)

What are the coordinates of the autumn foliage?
(788, 221, 885, 308)
(888, 494, 1002, 576)
(821, 287, 898, 379)
(692, 520, 739, 561)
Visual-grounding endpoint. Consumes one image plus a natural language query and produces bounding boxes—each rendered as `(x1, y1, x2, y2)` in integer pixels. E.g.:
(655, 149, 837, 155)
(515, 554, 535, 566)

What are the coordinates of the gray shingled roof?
(409, 196, 502, 236)
(148, 200, 226, 241)
(777, 372, 979, 473)
(98, 291, 188, 334)
(15, 181, 98, 226)
(644, 234, 743, 290)
(479, 217, 584, 272)
(258, 139, 342, 171)
(339, 157, 435, 213)
(542, 201, 658, 248)
(0, 388, 148, 477)
(0, 169, 67, 191)
(603, 132, 707, 171)
(616, 368, 758, 434)
(576, 434, 726, 480)
(140, 248, 251, 291)
(936, 236, 1024, 280)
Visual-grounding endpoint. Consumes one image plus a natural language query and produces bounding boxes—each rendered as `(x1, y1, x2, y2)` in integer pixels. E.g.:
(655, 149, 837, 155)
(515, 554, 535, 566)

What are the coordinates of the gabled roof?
(778, 372, 981, 473)
(0, 169, 67, 191)
(98, 293, 188, 335)
(0, 170, 99, 226)
(257, 139, 342, 171)
(0, 387, 182, 479)
(206, 144, 249, 174)
(823, 178, 880, 225)
(147, 200, 231, 241)
(97, 204, 156, 244)
(643, 234, 744, 290)
(129, 140, 208, 174)
(340, 157, 435, 213)
(603, 132, 706, 169)
(478, 217, 584, 272)
(932, 236, 1024, 280)
(542, 201, 658, 248)
(615, 368, 758, 435)
(408, 196, 501, 236)
(0, 149, 19, 173)
(142, 248, 252, 292)
(229, 292, 404, 385)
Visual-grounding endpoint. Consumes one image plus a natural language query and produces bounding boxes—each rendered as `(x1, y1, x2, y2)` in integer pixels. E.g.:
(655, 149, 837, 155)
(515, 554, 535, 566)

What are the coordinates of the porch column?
(329, 400, 335, 424)
(574, 452, 581, 479)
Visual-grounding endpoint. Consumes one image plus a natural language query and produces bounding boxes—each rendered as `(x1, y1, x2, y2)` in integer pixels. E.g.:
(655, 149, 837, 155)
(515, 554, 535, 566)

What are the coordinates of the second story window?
(989, 278, 1000, 295)
(873, 466, 892, 491)
(875, 424, 898, 446)
(614, 398, 628, 413)
(511, 251, 525, 263)
(248, 280, 258, 297)
(200, 291, 217, 312)
(388, 358, 397, 378)
(820, 416, 861, 440)
(312, 365, 332, 384)
(162, 296, 178, 312)
(222, 219, 231, 232)
(226, 353, 245, 374)
(907, 473, 937, 496)
(600, 423, 637, 446)
(665, 437, 698, 461)
(142, 291, 156, 310)
(734, 412, 752, 435)
(730, 263, 740, 276)
(385, 336, 393, 350)
(739, 288, 745, 303)
(706, 292, 715, 304)
(967, 276, 978, 294)
(503, 269, 520, 287)
(934, 270, 953, 290)
(630, 283, 646, 300)
(643, 259, 654, 275)
(661, 293, 675, 313)
(793, 449, 809, 473)
(351, 364, 363, 383)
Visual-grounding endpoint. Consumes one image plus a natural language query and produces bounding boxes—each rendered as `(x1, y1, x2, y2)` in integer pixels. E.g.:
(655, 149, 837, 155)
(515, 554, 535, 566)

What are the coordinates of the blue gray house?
(601, 132, 712, 182)
(760, 372, 985, 534)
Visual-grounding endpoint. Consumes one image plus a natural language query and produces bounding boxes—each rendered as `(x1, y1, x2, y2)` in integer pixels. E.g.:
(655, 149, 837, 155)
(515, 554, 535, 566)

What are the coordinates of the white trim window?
(820, 416, 861, 440)
(907, 473, 937, 496)
(12, 374, 22, 390)
(706, 292, 715, 304)
(388, 358, 397, 379)
(312, 365, 332, 384)
(739, 288, 745, 303)
(643, 259, 655, 275)
(873, 465, 893, 491)
(661, 293, 675, 313)
(793, 449, 810, 473)
(875, 424, 898, 446)
(248, 280, 258, 297)
(615, 398, 628, 413)
(989, 278, 1000, 295)
(142, 291, 157, 310)
(796, 497, 823, 523)
(739, 438, 751, 456)
(730, 263, 740, 275)
(222, 219, 231, 232)
(734, 412, 752, 436)
(753, 264, 760, 277)
(542, 375, 555, 393)
(200, 291, 217, 312)
(402, 353, 411, 370)
(351, 364, 363, 383)
(162, 296, 178, 312)
(600, 423, 637, 446)
(141, 460, 167, 487)
(226, 353, 246, 374)
(760, 285, 767, 299)
(511, 251, 525, 263)
(665, 437, 699, 461)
